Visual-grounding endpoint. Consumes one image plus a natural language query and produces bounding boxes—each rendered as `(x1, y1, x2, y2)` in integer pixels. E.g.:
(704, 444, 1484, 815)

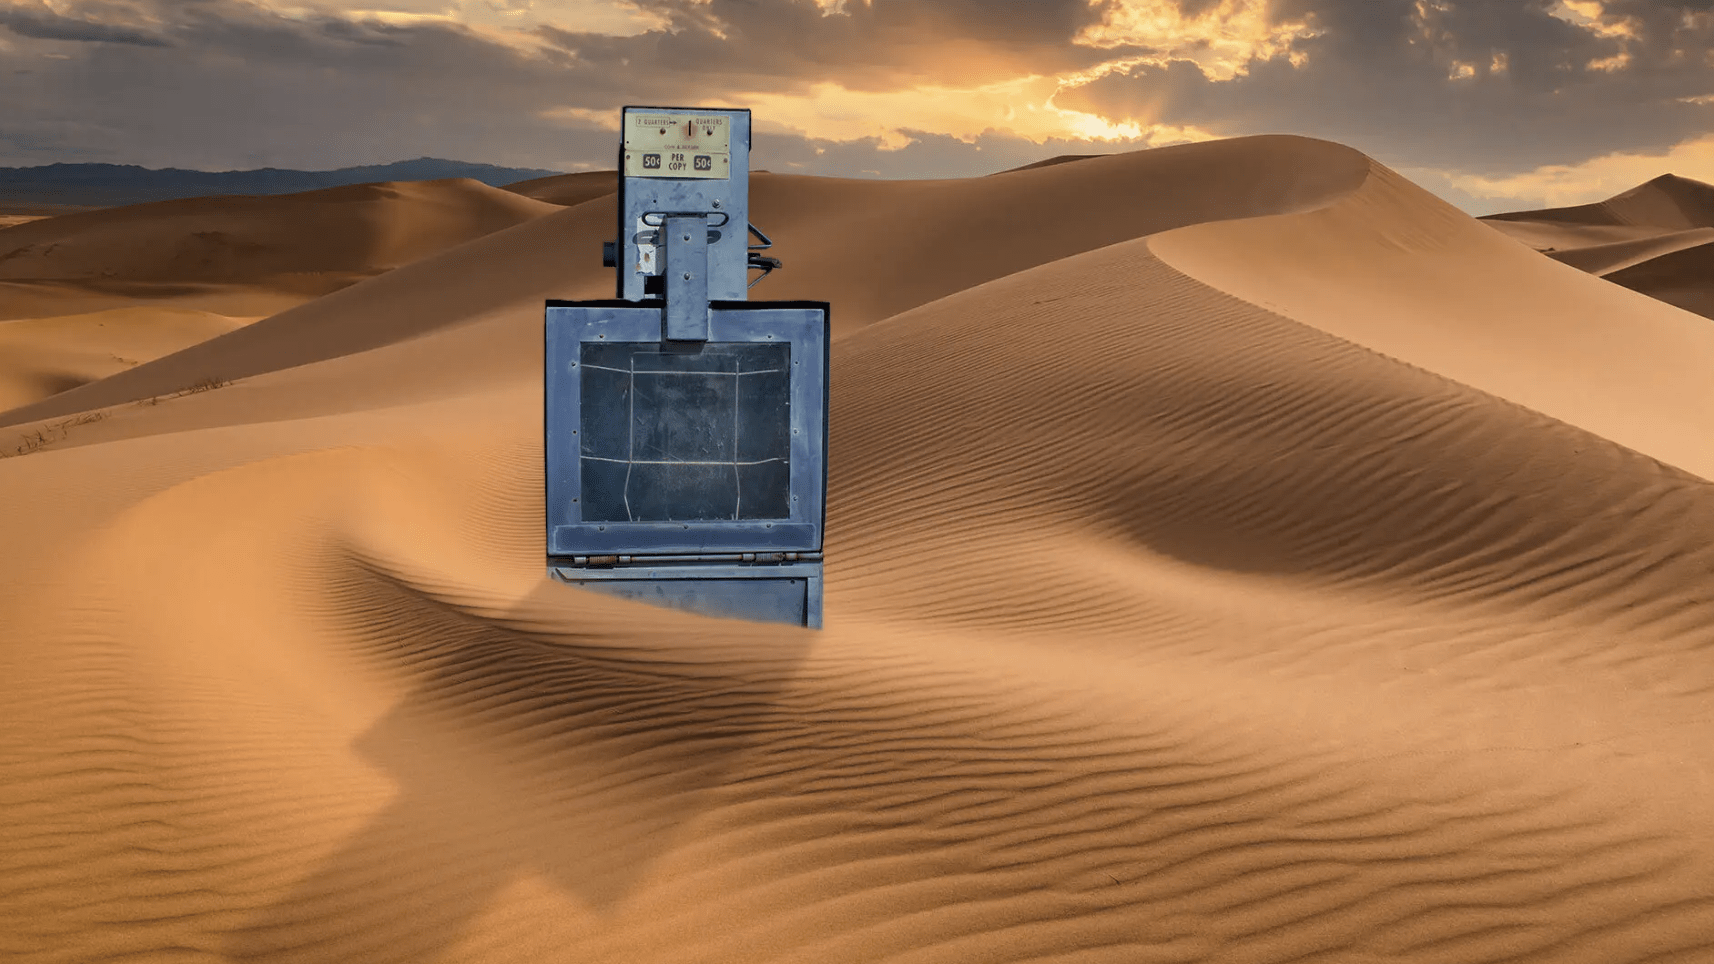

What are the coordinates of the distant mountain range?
(0, 157, 564, 211)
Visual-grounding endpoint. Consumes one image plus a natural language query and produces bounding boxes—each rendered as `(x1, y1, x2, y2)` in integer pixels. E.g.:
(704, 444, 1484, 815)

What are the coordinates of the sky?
(1, 0, 1712, 214)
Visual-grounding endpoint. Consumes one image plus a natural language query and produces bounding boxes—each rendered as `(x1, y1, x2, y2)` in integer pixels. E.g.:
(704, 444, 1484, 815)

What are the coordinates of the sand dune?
(1524, 226, 1714, 276)
(1486, 172, 1714, 231)
(990, 153, 1110, 174)
(1480, 216, 1666, 251)
(1603, 236, 1714, 321)
(0, 306, 254, 413)
(0, 135, 1369, 430)
(1482, 173, 1714, 321)
(1151, 161, 1714, 481)
(504, 169, 619, 207)
(5, 135, 1714, 963)
(0, 178, 562, 412)
(0, 202, 101, 222)
(0, 177, 556, 290)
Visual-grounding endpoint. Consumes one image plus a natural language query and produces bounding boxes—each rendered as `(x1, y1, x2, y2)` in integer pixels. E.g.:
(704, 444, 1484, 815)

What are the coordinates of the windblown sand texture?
(4, 136, 1714, 964)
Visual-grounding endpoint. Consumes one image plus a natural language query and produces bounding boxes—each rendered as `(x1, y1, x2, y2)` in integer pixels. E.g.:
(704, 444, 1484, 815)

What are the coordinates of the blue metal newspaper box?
(545, 106, 829, 627)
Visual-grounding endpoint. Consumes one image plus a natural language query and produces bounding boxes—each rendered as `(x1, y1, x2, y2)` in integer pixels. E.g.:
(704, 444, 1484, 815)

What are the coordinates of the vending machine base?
(548, 562, 824, 627)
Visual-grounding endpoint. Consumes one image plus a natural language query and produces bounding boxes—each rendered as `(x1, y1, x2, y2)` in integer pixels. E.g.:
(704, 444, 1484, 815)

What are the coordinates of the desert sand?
(1482, 173, 1714, 322)
(3, 135, 1714, 963)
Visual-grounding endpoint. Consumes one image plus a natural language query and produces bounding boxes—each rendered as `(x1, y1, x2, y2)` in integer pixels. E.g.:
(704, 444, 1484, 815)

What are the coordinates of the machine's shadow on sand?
(227, 568, 816, 962)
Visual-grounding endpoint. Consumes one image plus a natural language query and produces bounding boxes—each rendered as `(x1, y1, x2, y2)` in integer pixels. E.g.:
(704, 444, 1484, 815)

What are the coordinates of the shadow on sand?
(225, 564, 813, 962)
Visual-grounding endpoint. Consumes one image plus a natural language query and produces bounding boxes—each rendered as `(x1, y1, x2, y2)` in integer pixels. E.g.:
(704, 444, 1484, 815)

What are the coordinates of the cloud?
(0, 0, 1176, 171)
(1073, 0, 1322, 81)
(532, 0, 1145, 94)
(1057, 0, 1714, 177)
(0, 0, 171, 46)
(1431, 130, 1714, 211)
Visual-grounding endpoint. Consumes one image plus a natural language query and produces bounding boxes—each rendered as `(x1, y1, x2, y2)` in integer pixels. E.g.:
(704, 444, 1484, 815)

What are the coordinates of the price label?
(623, 113, 731, 180)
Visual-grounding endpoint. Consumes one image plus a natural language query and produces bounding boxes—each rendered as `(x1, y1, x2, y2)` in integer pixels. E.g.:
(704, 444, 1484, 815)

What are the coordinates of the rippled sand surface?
(4, 136, 1714, 964)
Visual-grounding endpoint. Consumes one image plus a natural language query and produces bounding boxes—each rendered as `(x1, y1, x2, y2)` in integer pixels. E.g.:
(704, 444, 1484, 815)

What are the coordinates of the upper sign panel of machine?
(623, 112, 733, 180)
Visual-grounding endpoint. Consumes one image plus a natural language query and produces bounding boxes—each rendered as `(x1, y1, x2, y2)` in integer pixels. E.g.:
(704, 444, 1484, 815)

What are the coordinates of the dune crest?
(0, 178, 564, 420)
(1535, 227, 1714, 276)
(1481, 173, 1714, 322)
(1485, 172, 1714, 231)
(503, 169, 619, 207)
(0, 177, 558, 289)
(1150, 160, 1714, 481)
(1603, 236, 1714, 320)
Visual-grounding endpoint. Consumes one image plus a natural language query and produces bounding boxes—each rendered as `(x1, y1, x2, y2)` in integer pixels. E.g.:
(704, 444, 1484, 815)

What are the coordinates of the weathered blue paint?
(544, 303, 829, 556)
(544, 105, 830, 628)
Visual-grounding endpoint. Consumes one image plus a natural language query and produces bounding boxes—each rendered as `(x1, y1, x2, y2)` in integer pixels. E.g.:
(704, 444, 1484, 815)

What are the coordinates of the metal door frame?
(544, 299, 830, 558)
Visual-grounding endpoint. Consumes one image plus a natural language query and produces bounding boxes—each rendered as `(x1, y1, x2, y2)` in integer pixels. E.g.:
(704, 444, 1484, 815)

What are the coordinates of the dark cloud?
(0, 1, 591, 169)
(1061, 0, 1714, 175)
(0, 0, 171, 46)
